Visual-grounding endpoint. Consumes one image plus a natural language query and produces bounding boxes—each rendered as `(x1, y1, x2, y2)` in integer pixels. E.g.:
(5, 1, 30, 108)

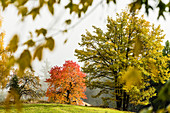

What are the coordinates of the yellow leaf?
(64, 38, 68, 44)
(8, 34, 19, 53)
(33, 46, 43, 60)
(65, 19, 71, 25)
(17, 50, 32, 75)
(23, 39, 35, 47)
(7, 56, 15, 68)
(134, 37, 143, 57)
(18, 0, 28, 6)
(45, 37, 55, 51)
(18, 6, 28, 17)
(35, 28, 47, 37)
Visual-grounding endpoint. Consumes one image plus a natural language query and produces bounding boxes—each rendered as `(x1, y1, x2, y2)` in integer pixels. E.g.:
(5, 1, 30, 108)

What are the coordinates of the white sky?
(1, 0, 170, 76)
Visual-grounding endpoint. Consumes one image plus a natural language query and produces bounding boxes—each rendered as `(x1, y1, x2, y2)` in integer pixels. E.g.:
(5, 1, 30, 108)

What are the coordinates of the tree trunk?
(116, 88, 122, 110)
(66, 90, 70, 104)
(116, 94, 122, 110)
(115, 74, 123, 110)
(126, 95, 129, 110)
(122, 91, 129, 111)
(123, 91, 126, 110)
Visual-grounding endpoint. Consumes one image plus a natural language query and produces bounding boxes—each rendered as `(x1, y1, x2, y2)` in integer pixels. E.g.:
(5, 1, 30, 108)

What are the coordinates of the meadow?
(0, 103, 129, 113)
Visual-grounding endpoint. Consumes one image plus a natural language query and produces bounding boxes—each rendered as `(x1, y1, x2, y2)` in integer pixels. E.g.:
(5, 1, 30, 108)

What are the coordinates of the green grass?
(0, 103, 129, 113)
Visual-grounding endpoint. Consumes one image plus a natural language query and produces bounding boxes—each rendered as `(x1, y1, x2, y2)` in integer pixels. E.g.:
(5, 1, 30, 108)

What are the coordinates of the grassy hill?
(0, 103, 130, 113)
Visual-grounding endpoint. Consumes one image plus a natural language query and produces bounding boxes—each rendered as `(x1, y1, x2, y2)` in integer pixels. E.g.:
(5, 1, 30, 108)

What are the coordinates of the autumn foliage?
(45, 60, 87, 105)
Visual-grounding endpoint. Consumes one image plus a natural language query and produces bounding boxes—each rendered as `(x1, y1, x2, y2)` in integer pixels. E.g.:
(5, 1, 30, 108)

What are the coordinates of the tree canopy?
(45, 60, 87, 105)
(75, 10, 170, 110)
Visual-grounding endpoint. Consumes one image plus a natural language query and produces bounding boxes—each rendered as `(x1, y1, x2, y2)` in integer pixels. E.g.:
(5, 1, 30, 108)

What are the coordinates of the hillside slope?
(0, 103, 130, 113)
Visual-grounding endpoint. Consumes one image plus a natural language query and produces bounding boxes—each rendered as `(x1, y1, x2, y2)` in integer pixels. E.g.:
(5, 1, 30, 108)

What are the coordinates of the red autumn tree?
(45, 60, 87, 105)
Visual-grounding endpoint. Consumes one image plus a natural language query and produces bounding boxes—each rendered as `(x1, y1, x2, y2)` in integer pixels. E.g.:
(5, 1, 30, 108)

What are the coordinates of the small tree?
(6, 70, 44, 100)
(45, 60, 87, 105)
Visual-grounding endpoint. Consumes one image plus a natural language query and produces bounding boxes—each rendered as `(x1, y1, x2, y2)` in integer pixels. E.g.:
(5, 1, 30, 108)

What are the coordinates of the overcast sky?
(1, 0, 170, 76)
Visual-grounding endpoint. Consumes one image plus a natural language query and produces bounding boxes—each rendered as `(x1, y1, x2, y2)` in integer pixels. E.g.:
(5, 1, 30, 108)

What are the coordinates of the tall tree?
(75, 10, 170, 110)
(45, 60, 87, 105)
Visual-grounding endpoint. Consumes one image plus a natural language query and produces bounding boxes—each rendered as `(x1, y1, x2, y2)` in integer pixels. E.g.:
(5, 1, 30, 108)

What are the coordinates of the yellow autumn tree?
(0, 15, 11, 89)
(75, 10, 170, 110)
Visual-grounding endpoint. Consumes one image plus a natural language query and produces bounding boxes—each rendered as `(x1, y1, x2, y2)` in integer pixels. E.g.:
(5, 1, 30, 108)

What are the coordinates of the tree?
(75, 10, 170, 110)
(6, 70, 44, 100)
(0, 17, 12, 89)
(45, 60, 87, 105)
(163, 40, 170, 56)
(163, 40, 170, 69)
(148, 40, 170, 112)
(39, 59, 52, 100)
(0, 0, 169, 82)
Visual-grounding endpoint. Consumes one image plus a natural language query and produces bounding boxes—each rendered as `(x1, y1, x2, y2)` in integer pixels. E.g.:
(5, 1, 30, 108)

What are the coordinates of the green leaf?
(158, 81, 170, 101)
(35, 28, 47, 37)
(72, 4, 79, 13)
(65, 1, 72, 11)
(106, 0, 116, 4)
(65, 19, 71, 25)
(29, 7, 40, 20)
(7, 56, 15, 68)
(1, 0, 9, 10)
(45, 37, 55, 51)
(157, 1, 166, 19)
(129, 0, 142, 12)
(23, 39, 35, 47)
(8, 34, 19, 53)
(17, 50, 32, 75)
(29, 32, 33, 38)
(62, 29, 68, 33)
(17, 0, 28, 6)
(33, 46, 43, 61)
(64, 38, 68, 44)
(48, 3, 54, 15)
(65, 2, 79, 14)
(47, 0, 56, 15)
(18, 6, 28, 17)
(39, 0, 44, 7)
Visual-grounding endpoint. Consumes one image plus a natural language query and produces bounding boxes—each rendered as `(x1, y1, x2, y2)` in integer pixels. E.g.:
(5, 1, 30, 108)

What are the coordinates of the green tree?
(163, 40, 170, 56)
(75, 10, 170, 110)
(163, 40, 170, 69)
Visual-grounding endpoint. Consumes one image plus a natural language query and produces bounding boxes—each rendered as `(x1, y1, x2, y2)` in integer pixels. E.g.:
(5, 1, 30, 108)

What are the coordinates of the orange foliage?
(45, 60, 87, 105)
